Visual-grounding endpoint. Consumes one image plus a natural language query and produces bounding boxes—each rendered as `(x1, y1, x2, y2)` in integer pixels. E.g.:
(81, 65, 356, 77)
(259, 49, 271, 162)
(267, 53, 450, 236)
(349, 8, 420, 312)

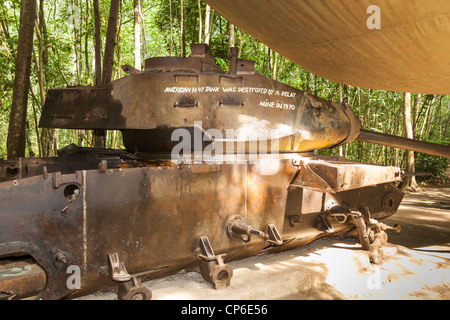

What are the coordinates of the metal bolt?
(54, 251, 68, 264)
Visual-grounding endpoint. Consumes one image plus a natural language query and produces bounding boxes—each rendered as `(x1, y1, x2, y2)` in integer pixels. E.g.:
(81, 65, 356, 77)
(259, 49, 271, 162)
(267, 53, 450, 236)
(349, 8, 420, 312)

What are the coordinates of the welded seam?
(82, 170, 87, 273)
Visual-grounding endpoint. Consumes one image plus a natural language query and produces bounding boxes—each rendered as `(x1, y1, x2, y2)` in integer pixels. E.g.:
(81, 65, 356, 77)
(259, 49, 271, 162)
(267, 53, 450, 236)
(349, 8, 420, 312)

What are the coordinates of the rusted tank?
(0, 44, 448, 300)
(39, 45, 361, 155)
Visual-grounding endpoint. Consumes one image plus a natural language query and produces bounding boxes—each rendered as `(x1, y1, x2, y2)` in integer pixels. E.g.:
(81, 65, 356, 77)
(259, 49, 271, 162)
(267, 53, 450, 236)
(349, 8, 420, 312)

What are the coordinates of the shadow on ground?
(384, 188, 450, 251)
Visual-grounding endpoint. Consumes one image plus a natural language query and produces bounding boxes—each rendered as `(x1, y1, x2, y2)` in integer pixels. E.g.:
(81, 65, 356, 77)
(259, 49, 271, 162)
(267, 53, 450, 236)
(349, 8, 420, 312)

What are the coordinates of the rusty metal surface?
(0, 258, 46, 299)
(0, 44, 421, 300)
(39, 44, 358, 154)
(38, 44, 449, 157)
(0, 149, 404, 299)
(290, 157, 402, 193)
(0, 153, 293, 299)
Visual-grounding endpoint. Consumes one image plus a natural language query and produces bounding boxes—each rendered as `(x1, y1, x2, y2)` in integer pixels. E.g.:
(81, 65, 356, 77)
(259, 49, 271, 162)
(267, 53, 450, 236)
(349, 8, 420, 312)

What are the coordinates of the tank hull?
(0, 45, 409, 300)
(0, 150, 402, 299)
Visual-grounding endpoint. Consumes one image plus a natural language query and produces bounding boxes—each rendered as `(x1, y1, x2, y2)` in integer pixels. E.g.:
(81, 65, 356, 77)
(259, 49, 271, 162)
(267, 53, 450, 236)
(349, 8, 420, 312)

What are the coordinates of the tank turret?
(39, 43, 450, 158)
(39, 44, 361, 156)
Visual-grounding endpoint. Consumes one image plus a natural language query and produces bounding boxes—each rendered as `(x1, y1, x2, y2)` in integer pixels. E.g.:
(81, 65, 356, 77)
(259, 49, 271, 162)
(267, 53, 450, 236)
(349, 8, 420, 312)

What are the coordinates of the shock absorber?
(225, 215, 283, 245)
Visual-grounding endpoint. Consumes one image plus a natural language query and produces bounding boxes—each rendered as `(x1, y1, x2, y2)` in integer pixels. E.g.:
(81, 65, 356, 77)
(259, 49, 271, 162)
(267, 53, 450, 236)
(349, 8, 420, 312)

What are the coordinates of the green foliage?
(416, 153, 449, 178)
(415, 139, 450, 179)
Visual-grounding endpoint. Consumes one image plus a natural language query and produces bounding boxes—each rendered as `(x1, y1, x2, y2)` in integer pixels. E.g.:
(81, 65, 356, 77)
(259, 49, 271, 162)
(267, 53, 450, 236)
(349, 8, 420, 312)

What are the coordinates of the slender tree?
(84, 0, 91, 85)
(139, 0, 148, 61)
(92, 0, 104, 148)
(94, 0, 120, 148)
(272, 51, 278, 80)
(102, 0, 120, 84)
(403, 92, 419, 190)
(133, 0, 141, 69)
(180, 0, 185, 57)
(36, 0, 52, 156)
(228, 22, 235, 49)
(7, 0, 37, 159)
(93, 0, 102, 85)
(169, 0, 173, 55)
(198, 0, 203, 43)
(72, 0, 82, 83)
(204, 4, 213, 45)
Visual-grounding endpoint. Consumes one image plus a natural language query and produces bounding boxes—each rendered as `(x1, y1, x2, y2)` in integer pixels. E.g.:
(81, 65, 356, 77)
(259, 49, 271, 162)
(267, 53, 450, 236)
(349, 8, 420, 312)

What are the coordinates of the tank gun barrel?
(356, 129, 450, 158)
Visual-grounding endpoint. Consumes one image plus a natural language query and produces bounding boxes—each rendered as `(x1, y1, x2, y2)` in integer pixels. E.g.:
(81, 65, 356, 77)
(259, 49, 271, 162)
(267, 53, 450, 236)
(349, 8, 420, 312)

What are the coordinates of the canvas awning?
(204, 0, 450, 95)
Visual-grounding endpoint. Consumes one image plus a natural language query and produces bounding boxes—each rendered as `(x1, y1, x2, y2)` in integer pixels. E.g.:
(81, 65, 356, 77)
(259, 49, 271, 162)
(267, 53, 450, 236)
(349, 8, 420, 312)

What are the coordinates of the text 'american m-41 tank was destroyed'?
(1, 44, 449, 300)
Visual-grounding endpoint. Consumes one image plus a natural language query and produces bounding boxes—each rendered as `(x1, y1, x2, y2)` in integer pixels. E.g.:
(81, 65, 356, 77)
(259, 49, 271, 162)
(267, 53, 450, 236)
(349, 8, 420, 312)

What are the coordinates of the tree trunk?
(102, 0, 120, 84)
(169, 0, 173, 55)
(272, 51, 278, 80)
(133, 0, 141, 69)
(204, 5, 214, 45)
(180, 0, 186, 57)
(403, 92, 419, 191)
(7, 0, 37, 159)
(413, 93, 422, 133)
(419, 97, 433, 139)
(92, 0, 103, 148)
(139, 0, 148, 61)
(72, 0, 82, 83)
(84, 0, 91, 85)
(93, 0, 102, 85)
(35, 1, 53, 157)
(424, 97, 438, 140)
(38, 0, 48, 68)
(198, 0, 203, 43)
(228, 21, 235, 49)
(117, 0, 123, 78)
(95, 0, 120, 148)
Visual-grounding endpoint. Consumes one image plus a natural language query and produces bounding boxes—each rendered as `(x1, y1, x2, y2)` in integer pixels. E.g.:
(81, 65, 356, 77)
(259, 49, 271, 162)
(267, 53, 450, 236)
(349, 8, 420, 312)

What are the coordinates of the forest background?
(0, 0, 449, 188)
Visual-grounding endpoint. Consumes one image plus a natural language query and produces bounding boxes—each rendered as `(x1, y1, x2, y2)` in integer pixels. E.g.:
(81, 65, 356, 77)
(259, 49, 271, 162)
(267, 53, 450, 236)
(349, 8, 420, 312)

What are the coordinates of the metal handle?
(219, 100, 244, 107)
(174, 101, 198, 108)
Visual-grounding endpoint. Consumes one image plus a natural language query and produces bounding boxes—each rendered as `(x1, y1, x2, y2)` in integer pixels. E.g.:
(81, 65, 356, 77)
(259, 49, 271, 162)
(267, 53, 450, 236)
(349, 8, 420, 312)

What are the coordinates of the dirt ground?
(77, 187, 450, 300)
